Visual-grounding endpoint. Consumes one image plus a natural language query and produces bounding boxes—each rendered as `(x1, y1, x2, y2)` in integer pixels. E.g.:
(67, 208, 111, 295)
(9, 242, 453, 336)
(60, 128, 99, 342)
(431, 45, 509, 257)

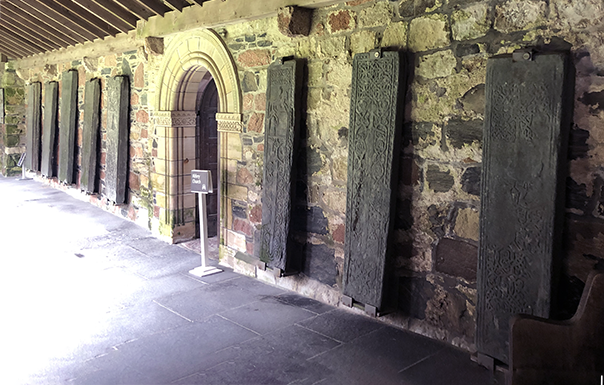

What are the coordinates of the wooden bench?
(509, 270, 604, 385)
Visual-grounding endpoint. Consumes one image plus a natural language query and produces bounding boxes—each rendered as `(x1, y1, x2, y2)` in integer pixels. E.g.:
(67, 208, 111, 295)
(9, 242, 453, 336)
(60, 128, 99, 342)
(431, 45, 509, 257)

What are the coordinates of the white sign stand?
(189, 170, 222, 277)
(18, 153, 31, 181)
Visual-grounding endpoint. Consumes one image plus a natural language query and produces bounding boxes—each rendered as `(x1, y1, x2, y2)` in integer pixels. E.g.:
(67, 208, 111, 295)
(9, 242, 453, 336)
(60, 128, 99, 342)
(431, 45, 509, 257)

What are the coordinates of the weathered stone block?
(81, 79, 101, 193)
(416, 50, 457, 79)
(427, 165, 454, 192)
(343, 50, 405, 310)
(351, 30, 377, 56)
(25, 83, 41, 171)
(444, 119, 483, 148)
(434, 238, 478, 281)
(494, 0, 546, 34)
(408, 15, 450, 52)
(477, 51, 573, 364)
(237, 50, 271, 68)
(327, 10, 355, 33)
(105, 76, 130, 203)
(451, 3, 491, 41)
(381, 22, 408, 48)
(278, 6, 313, 37)
(300, 243, 337, 286)
(41, 82, 59, 177)
(58, 70, 78, 184)
(260, 58, 302, 271)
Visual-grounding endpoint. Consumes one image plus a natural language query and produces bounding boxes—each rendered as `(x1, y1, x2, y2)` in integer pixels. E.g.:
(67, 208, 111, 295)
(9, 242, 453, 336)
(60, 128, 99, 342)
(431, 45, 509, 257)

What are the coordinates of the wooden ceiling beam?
(2, 2, 77, 47)
(0, 12, 63, 51)
(0, 32, 37, 57)
(70, 0, 133, 33)
(0, 25, 47, 54)
(190, 0, 212, 6)
(52, 0, 123, 37)
(135, 0, 172, 16)
(0, 41, 27, 59)
(164, 0, 190, 12)
(113, 0, 155, 20)
(91, 0, 139, 29)
(7, 0, 88, 44)
(33, 0, 119, 39)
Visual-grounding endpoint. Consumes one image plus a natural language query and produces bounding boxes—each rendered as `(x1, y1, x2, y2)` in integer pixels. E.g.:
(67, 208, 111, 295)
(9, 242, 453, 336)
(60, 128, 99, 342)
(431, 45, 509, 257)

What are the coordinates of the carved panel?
(81, 79, 101, 193)
(153, 111, 197, 127)
(105, 76, 130, 203)
(216, 113, 243, 133)
(58, 70, 79, 184)
(343, 50, 404, 310)
(260, 58, 302, 271)
(41, 82, 59, 177)
(477, 52, 572, 364)
(25, 82, 42, 171)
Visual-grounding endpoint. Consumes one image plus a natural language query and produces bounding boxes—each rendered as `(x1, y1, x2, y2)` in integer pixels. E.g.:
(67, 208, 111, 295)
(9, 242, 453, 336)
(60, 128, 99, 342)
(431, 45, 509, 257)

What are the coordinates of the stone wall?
(220, 0, 604, 349)
(0, 62, 26, 176)
(8, 0, 604, 353)
(20, 49, 155, 231)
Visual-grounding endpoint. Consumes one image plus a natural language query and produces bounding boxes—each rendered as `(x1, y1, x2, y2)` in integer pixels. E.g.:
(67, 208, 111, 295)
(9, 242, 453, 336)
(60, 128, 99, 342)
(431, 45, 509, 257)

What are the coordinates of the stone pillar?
(81, 78, 101, 193)
(105, 75, 130, 204)
(216, 113, 246, 255)
(25, 82, 41, 171)
(41, 82, 58, 177)
(58, 70, 78, 184)
(153, 110, 198, 242)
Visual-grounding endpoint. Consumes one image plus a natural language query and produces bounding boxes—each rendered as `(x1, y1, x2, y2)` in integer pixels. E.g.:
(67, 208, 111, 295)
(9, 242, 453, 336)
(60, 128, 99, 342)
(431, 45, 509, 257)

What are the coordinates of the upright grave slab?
(260, 58, 302, 272)
(477, 51, 573, 364)
(81, 78, 101, 193)
(342, 50, 404, 312)
(58, 70, 79, 184)
(25, 82, 41, 171)
(105, 76, 130, 204)
(41, 82, 59, 177)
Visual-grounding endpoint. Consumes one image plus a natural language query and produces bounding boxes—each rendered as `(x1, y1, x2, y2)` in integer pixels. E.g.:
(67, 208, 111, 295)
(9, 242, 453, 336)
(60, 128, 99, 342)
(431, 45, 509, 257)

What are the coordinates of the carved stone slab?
(343, 50, 404, 310)
(58, 70, 79, 184)
(477, 52, 572, 364)
(81, 78, 101, 193)
(105, 76, 130, 203)
(260, 58, 302, 271)
(25, 82, 42, 171)
(41, 82, 59, 177)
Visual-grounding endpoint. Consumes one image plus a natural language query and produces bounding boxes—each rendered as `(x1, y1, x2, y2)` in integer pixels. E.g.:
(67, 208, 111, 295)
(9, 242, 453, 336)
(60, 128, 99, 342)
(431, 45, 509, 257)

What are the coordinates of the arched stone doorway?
(152, 29, 243, 248)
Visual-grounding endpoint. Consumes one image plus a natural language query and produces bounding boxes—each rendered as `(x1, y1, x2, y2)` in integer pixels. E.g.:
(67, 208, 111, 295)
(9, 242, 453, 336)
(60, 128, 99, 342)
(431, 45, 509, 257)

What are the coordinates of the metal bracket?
(475, 352, 496, 372)
(369, 49, 382, 60)
(341, 295, 353, 307)
(365, 304, 378, 317)
(512, 49, 534, 62)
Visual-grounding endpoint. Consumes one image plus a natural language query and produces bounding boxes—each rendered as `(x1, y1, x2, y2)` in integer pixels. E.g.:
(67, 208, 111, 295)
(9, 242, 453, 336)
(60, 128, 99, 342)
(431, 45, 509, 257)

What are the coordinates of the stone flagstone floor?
(0, 177, 504, 385)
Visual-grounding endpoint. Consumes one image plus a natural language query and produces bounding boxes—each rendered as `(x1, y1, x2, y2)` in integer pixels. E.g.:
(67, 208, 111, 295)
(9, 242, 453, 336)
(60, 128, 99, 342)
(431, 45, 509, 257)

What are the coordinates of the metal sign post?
(18, 153, 31, 180)
(189, 170, 222, 277)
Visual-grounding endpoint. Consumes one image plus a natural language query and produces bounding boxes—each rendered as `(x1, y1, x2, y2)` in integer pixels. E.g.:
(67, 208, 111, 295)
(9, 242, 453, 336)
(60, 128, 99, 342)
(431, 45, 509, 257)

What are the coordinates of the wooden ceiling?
(0, 0, 212, 59)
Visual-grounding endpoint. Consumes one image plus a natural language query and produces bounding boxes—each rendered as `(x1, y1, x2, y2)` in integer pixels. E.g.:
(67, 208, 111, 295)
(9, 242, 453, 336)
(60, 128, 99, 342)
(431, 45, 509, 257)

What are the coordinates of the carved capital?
(216, 112, 243, 133)
(153, 111, 197, 127)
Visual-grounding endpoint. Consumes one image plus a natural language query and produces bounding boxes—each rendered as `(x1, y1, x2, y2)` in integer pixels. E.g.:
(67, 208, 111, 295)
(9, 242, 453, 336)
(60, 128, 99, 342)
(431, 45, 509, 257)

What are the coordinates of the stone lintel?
(216, 112, 243, 133)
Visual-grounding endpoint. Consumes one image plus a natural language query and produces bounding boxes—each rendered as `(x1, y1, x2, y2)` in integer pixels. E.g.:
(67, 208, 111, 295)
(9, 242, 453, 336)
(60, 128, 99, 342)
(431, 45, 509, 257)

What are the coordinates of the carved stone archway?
(152, 29, 243, 247)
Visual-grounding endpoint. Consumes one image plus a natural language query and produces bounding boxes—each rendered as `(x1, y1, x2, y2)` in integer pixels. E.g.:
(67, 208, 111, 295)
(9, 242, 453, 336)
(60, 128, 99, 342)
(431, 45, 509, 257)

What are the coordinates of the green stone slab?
(260, 58, 302, 272)
(41, 82, 58, 177)
(81, 79, 101, 193)
(105, 76, 130, 204)
(25, 83, 42, 171)
(342, 50, 405, 310)
(58, 70, 79, 184)
(477, 51, 573, 364)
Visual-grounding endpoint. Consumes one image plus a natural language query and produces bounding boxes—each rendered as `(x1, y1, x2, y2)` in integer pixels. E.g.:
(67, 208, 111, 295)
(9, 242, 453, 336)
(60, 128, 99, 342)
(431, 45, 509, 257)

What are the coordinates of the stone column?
(153, 110, 198, 242)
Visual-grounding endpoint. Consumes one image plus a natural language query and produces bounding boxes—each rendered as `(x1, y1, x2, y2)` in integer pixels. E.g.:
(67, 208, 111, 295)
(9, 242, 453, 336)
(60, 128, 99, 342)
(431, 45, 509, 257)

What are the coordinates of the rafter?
(112, 0, 155, 20)
(52, 0, 126, 36)
(0, 12, 61, 52)
(70, 0, 134, 33)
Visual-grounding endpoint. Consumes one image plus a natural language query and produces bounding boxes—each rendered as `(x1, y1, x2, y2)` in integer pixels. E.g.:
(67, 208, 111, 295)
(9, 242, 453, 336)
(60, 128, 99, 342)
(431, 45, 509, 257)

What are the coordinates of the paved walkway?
(0, 177, 503, 385)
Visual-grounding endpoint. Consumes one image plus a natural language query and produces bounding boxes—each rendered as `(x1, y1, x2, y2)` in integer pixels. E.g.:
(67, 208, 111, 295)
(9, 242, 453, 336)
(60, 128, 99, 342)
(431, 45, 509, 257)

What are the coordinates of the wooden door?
(196, 79, 219, 237)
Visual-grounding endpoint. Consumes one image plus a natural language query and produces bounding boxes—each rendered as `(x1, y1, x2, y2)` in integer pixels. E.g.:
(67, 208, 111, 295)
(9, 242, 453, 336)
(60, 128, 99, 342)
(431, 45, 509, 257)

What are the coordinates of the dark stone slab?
(58, 70, 78, 184)
(105, 76, 130, 203)
(343, 50, 405, 310)
(477, 51, 573, 364)
(398, 276, 435, 320)
(260, 58, 302, 270)
(435, 238, 478, 281)
(25, 82, 41, 171)
(41, 82, 59, 177)
(81, 78, 101, 193)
